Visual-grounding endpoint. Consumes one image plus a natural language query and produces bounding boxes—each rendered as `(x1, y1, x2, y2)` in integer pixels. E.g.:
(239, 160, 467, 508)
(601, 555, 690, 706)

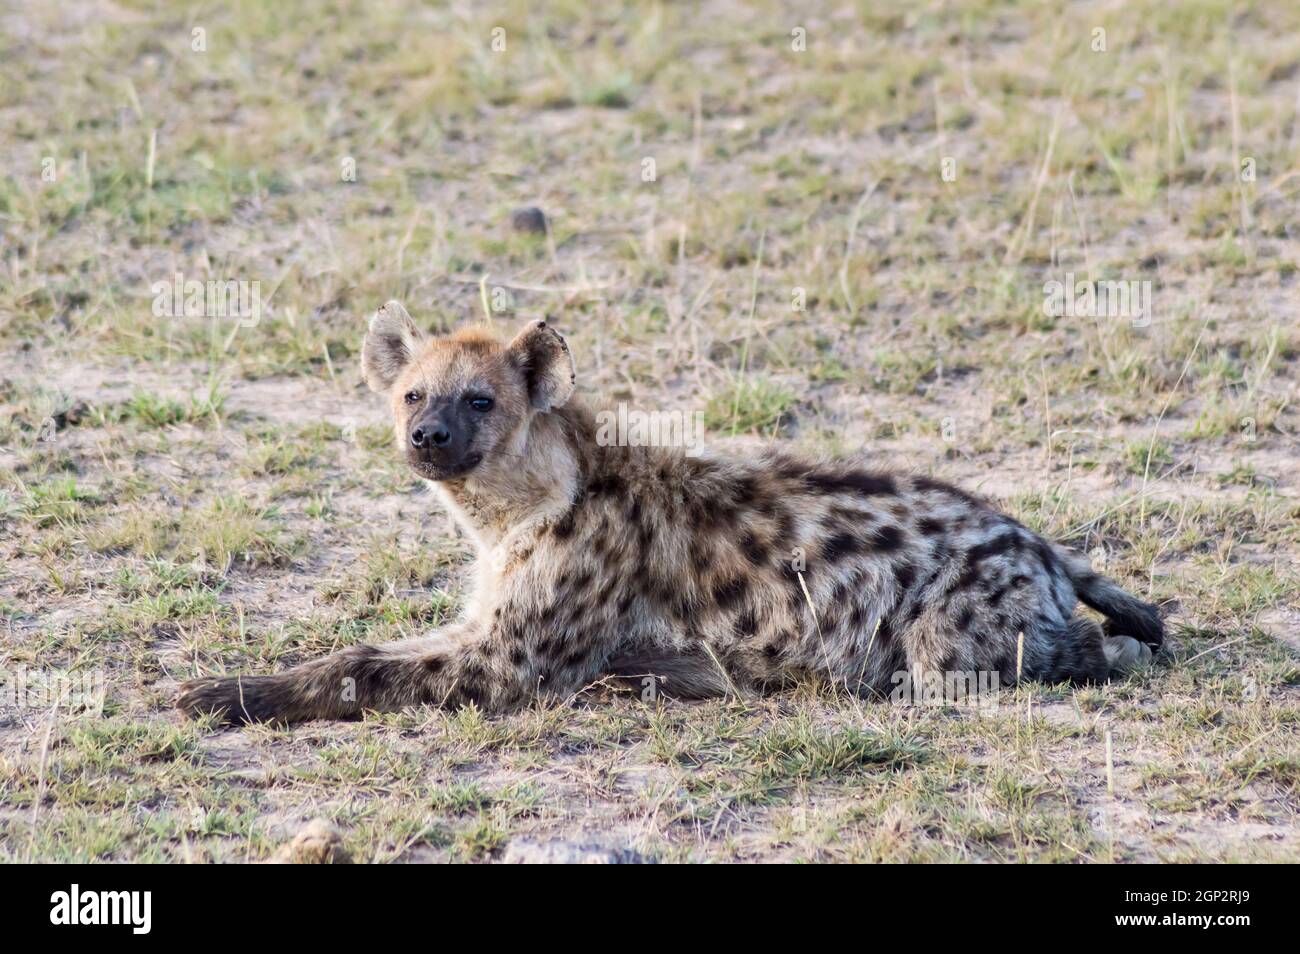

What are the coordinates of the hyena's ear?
(505, 319, 576, 412)
(361, 301, 422, 393)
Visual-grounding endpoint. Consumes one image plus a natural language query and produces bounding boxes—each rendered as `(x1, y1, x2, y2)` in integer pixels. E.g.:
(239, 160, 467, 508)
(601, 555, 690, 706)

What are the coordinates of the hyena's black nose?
(411, 425, 451, 449)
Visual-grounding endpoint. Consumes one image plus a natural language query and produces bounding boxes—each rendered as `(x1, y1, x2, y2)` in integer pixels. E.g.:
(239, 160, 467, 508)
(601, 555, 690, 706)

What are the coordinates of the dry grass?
(0, 0, 1297, 862)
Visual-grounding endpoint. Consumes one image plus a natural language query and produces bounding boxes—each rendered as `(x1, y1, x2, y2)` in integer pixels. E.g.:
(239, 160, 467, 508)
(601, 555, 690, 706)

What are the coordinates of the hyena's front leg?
(177, 624, 502, 725)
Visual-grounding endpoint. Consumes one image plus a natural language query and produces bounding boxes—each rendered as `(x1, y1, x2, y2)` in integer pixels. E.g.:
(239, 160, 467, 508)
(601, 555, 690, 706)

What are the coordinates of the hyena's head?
(361, 301, 575, 482)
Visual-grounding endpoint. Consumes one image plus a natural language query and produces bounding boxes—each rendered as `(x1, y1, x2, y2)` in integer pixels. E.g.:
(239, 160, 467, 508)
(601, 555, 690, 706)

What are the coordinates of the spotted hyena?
(178, 302, 1163, 724)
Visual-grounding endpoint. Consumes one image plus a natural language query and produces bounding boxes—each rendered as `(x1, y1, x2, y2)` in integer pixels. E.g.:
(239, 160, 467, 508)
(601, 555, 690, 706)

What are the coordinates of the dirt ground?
(1, 0, 1297, 862)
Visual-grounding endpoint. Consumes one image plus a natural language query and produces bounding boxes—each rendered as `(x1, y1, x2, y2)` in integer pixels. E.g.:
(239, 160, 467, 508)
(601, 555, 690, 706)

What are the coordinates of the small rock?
(510, 206, 548, 235)
(267, 818, 351, 864)
(503, 839, 647, 865)
(54, 401, 89, 429)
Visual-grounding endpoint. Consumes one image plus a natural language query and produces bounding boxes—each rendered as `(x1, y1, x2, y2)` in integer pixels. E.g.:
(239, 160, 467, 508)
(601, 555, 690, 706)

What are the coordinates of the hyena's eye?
(467, 395, 494, 412)
(403, 390, 422, 405)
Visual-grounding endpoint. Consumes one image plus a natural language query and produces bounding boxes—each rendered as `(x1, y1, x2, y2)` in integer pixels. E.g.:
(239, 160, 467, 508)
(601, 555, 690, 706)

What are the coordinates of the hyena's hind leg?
(1037, 617, 1151, 683)
(1034, 617, 1110, 684)
(1101, 631, 1154, 674)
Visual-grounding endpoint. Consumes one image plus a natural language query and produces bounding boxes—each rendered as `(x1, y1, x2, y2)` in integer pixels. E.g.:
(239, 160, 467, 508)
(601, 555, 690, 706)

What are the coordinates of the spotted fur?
(177, 307, 1164, 724)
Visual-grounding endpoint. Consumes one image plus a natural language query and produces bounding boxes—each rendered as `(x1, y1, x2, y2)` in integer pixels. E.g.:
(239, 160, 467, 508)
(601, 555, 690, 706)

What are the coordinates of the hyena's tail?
(1059, 551, 1164, 650)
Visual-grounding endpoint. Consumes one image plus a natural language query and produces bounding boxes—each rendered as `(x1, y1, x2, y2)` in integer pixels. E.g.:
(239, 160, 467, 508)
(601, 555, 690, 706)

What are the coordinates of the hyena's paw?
(1103, 635, 1153, 675)
(176, 674, 288, 725)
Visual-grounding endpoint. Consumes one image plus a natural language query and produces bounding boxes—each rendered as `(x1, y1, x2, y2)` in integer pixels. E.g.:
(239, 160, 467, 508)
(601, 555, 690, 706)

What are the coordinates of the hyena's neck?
(434, 402, 597, 549)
